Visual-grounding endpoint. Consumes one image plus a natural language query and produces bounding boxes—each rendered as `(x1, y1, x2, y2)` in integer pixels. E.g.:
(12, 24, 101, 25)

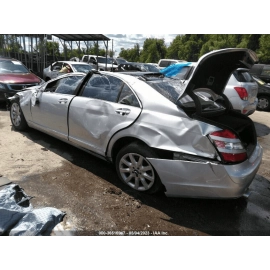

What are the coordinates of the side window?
(81, 74, 123, 102)
(261, 66, 270, 76)
(90, 57, 96, 63)
(55, 76, 83, 95)
(118, 84, 140, 108)
(82, 56, 89, 62)
(45, 78, 66, 92)
(52, 63, 62, 71)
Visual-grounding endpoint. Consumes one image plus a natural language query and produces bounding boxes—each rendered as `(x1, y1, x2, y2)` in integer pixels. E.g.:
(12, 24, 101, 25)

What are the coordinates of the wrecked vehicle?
(8, 48, 263, 199)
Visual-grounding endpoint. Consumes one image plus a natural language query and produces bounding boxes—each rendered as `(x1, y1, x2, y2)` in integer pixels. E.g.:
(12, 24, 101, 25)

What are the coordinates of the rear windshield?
(144, 77, 225, 113)
(233, 70, 254, 82)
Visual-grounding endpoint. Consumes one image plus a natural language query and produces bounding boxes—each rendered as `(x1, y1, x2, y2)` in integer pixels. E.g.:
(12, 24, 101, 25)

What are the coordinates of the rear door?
(68, 73, 142, 156)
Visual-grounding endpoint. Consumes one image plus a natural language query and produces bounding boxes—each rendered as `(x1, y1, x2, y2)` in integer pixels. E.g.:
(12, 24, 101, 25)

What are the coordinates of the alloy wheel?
(119, 153, 155, 191)
(11, 103, 22, 127)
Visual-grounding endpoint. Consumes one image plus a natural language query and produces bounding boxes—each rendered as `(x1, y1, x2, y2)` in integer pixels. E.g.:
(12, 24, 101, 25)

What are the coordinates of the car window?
(81, 74, 123, 102)
(82, 56, 89, 62)
(52, 63, 62, 71)
(44, 76, 83, 94)
(71, 64, 92, 73)
(233, 70, 254, 82)
(118, 84, 140, 107)
(55, 76, 84, 95)
(0, 60, 29, 73)
(261, 65, 270, 76)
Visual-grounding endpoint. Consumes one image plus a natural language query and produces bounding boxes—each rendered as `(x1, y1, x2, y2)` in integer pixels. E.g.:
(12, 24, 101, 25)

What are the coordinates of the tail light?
(234, 87, 248, 100)
(209, 129, 247, 163)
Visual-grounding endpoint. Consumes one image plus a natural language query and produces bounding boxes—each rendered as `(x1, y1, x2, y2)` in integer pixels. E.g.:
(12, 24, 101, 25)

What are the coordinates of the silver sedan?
(8, 48, 262, 199)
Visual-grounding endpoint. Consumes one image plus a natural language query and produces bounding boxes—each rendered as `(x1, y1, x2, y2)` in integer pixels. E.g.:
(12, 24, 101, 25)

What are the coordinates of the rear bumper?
(231, 98, 258, 115)
(148, 143, 263, 198)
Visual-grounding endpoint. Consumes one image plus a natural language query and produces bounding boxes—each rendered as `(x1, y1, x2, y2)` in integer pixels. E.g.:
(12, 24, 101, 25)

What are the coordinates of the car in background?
(0, 56, 44, 102)
(7, 48, 262, 199)
(157, 58, 187, 70)
(113, 57, 128, 65)
(223, 68, 258, 116)
(118, 62, 160, 73)
(43, 61, 96, 81)
(81, 55, 118, 72)
(249, 64, 270, 83)
(252, 75, 270, 111)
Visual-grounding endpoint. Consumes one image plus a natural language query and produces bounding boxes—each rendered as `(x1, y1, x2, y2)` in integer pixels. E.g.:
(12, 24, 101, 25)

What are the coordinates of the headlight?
(0, 83, 7, 90)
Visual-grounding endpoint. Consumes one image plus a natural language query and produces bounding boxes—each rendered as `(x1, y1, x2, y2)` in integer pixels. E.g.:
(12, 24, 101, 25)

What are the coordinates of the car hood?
(0, 73, 41, 84)
(179, 48, 258, 98)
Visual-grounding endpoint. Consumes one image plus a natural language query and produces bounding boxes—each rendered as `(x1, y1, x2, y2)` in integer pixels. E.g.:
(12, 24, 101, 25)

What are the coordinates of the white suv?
(81, 55, 118, 72)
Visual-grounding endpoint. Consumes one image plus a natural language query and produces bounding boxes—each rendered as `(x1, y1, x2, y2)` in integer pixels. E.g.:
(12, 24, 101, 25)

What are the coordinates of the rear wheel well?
(110, 137, 150, 164)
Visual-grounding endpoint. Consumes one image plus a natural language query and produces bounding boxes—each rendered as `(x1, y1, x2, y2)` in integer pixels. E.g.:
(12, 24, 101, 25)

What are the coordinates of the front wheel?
(257, 95, 270, 111)
(115, 142, 162, 194)
(10, 100, 28, 131)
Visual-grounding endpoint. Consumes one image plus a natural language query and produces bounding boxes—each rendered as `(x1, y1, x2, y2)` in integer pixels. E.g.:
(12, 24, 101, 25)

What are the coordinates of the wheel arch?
(109, 137, 151, 164)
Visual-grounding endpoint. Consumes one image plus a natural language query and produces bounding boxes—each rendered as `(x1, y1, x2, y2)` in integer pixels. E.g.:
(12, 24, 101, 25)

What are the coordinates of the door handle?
(58, 98, 68, 104)
(115, 108, 131, 115)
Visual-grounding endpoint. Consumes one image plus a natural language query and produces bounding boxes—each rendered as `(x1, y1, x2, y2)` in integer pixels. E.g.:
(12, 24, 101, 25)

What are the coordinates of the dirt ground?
(1, 103, 270, 236)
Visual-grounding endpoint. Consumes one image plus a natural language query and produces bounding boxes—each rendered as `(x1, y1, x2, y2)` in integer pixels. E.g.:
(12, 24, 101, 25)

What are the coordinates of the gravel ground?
(1, 103, 270, 236)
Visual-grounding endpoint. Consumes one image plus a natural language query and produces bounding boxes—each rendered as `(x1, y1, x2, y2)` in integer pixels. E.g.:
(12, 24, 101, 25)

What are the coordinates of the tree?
(139, 38, 167, 63)
(119, 43, 141, 62)
(257, 35, 270, 63)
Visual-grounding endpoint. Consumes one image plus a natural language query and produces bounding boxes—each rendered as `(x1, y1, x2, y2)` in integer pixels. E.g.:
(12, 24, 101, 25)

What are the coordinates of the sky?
(49, 34, 179, 58)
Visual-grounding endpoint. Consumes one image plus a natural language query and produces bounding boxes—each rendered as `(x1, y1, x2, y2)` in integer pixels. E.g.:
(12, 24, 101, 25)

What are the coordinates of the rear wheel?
(10, 101, 28, 131)
(116, 142, 162, 194)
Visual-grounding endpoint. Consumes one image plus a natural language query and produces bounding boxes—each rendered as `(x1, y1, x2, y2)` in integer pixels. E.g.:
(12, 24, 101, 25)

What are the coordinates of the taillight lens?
(209, 129, 247, 163)
(234, 87, 248, 100)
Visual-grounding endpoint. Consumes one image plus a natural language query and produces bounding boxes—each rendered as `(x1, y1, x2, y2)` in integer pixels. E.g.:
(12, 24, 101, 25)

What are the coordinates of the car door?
(68, 73, 142, 156)
(31, 75, 84, 140)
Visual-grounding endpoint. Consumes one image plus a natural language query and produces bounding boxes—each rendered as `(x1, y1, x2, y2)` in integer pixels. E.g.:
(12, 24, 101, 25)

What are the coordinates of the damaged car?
(8, 48, 262, 199)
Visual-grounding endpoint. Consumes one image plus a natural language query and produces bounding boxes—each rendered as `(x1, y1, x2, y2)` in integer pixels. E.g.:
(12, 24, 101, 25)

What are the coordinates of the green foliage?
(119, 43, 141, 62)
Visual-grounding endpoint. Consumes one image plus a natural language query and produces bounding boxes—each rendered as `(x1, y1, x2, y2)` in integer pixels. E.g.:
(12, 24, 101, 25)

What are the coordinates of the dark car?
(0, 57, 44, 102)
(249, 64, 270, 83)
(252, 75, 270, 111)
(113, 58, 128, 65)
(118, 62, 160, 73)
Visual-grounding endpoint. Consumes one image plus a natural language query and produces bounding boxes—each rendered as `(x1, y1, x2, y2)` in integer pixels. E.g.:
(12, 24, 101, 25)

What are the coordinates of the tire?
(257, 95, 270, 111)
(10, 100, 28, 131)
(115, 142, 162, 194)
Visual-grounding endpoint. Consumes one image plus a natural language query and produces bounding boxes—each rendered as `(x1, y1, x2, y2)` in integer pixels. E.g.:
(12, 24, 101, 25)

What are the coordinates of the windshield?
(97, 57, 114, 64)
(116, 58, 127, 64)
(0, 60, 30, 74)
(72, 64, 92, 73)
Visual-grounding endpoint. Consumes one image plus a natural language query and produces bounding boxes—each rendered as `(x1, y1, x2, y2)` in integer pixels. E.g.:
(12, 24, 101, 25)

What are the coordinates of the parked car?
(113, 57, 128, 65)
(157, 58, 187, 70)
(81, 55, 118, 72)
(249, 64, 270, 83)
(43, 61, 96, 81)
(223, 68, 258, 116)
(161, 63, 258, 116)
(118, 62, 160, 73)
(7, 48, 262, 199)
(252, 75, 270, 111)
(0, 56, 44, 102)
